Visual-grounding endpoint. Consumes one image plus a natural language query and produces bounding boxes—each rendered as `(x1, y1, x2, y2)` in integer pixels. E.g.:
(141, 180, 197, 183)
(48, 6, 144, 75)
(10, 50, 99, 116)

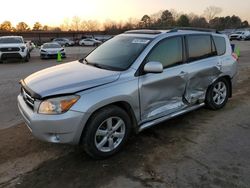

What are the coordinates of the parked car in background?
(0, 36, 30, 63)
(53, 38, 74, 46)
(229, 31, 250, 40)
(244, 35, 250, 40)
(79, 38, 102, 46)
(40, 42, 66, 59)
(18, 29, 237, 159)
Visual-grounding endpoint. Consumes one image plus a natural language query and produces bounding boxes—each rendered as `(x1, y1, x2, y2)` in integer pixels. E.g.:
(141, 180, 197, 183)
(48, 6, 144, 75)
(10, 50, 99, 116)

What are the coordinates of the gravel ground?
(0, 42, 249, 188)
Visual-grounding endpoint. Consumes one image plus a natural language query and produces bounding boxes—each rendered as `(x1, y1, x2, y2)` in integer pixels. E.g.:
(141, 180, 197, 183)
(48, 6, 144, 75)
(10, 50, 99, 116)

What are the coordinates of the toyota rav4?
(17, 29, 238, 158)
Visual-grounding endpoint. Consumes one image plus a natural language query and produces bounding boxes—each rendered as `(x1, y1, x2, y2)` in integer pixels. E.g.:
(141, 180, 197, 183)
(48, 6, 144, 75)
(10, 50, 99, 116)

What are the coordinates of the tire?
(65, 43, 69, 47)
(82, 105, 132, 159)
(205, 78, 230, 110)
(24, 53, 30, 62)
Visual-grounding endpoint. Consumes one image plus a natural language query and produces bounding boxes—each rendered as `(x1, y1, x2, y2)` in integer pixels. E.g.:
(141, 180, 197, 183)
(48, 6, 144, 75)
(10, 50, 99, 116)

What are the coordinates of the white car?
(79, 38, 102, 46)
(53, 38, 75, 46)
(229, 31, 250, 40)
(0, 36, 30, 63)
(40, 42, 66, 59)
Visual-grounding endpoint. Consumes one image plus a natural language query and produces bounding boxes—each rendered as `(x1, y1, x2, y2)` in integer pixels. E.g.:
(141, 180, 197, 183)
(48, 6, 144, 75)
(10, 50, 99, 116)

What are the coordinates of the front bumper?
(17, 94, 85, 144)
(0, 51, 26, 61)
(40, 52, 66, 59)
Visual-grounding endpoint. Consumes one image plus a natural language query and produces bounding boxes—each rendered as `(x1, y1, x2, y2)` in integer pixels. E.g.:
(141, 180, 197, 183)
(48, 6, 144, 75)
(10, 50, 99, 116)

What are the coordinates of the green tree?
(159, 10, 174, 27)
(241, 20, 249, 28)
(16, 22, 29, 31)
(141, 15, 151, 28)
(177, 15, 190, 27)
(33, 22, 42, 31)
(0, 21, 12, 31)
(190, 16, 209, 28)
(229, 15, 242, 28)
(42, 25, 49, 31)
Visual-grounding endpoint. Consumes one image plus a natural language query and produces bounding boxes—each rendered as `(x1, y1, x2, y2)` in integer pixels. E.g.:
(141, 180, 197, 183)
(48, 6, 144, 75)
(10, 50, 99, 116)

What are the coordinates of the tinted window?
(187, 35, 214, 61)
(213, 36, 226, 55)
(146, 37, 183, 68)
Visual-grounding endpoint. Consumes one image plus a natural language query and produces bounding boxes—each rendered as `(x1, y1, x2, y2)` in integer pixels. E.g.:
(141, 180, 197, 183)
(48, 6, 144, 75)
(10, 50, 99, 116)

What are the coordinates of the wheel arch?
(211, 75, 232, 98)
(79, 101, 139, 144)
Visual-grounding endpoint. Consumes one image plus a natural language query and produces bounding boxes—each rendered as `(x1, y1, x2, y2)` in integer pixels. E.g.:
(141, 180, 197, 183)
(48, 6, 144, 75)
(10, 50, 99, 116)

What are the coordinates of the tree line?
(0, 6, 249, 33)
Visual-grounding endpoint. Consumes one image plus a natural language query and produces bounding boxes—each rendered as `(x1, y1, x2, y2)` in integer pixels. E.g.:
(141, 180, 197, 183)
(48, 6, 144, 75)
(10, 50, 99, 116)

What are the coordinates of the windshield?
(84, 35, 151, 71)
(43, 43, 61, 48)
(0, 37, 23, 44)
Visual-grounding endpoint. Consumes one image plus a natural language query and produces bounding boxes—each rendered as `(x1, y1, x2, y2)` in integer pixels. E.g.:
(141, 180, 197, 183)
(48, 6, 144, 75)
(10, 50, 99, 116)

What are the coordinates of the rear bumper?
(17, 94, 85, 144)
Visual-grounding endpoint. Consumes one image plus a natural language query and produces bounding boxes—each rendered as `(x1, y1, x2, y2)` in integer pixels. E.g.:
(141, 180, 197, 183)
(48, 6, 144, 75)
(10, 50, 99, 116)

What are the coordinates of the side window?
(213, 36, 226, 56)
(146, 37, 183, 68)
(187, 35, 215, 61)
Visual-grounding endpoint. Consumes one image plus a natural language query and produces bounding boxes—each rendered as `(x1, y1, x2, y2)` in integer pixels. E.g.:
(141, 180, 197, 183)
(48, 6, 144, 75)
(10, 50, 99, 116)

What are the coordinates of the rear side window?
(187, 35, 215, 61)
(146, 37, 183, 68)
(213, 36, 226, 56)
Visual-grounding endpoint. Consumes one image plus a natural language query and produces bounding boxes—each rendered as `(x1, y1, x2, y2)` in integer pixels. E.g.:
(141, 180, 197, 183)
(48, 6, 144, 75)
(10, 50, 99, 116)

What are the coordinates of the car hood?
(230, 34, 241, 37)
(23, 61, 121, 98)
(41, 48, 63, 52)
(0, 43, 26, 48)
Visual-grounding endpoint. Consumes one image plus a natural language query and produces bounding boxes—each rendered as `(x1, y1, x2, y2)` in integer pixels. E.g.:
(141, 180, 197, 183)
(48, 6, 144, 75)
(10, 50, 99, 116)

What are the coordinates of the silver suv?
(18, 29, 238, 158)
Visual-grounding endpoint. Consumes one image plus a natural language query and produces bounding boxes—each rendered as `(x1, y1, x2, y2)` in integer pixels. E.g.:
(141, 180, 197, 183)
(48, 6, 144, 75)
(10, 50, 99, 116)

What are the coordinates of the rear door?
(184, 34, 221, 104)
(139, 36, 188, 122)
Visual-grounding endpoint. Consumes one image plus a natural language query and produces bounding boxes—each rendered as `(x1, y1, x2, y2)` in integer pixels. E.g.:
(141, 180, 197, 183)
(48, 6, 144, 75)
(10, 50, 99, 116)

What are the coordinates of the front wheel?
(205, 78, 230, 110)
(24, 53, 30, 62)
(82, 106, 131, 159)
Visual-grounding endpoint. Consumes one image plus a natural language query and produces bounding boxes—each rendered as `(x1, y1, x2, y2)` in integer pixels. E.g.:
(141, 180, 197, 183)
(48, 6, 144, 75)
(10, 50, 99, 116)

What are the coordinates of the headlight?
(20, 46, 26, 52)
(41, 49, 47, 53)
(38, 95, 80, 114)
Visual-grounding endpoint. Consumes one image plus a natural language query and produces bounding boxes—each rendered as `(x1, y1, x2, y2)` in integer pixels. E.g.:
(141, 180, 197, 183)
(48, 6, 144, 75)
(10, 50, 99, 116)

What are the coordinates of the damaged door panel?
(139, 64, 188, 122)
(184, 59, 222, 104)
(184, 34, 221, 104)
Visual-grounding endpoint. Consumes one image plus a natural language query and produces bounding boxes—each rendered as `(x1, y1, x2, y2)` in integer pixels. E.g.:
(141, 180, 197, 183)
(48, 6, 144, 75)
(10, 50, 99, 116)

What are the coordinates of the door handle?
(216, 62, 222, 70)
(179, 71, 187, 78)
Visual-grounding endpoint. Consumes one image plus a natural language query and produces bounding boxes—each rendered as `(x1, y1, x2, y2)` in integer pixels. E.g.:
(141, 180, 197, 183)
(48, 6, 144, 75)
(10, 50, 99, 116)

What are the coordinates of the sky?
(0, 0, 250, 27)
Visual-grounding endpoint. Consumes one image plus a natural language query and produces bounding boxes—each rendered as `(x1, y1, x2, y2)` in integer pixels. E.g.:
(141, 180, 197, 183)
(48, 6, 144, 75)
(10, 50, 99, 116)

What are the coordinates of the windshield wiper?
(80, 58, 123, 71)
(79, 58, 88, 64)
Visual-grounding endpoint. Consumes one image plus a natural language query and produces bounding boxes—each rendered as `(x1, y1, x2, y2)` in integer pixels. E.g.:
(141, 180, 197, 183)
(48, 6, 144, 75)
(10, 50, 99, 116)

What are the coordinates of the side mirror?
(144, 61, 163, 74)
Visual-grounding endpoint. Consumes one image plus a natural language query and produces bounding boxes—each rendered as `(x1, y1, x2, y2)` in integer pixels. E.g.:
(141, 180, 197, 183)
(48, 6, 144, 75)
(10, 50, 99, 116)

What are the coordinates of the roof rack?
(168, 27, 221, 34)
(125, 30, 163, 35)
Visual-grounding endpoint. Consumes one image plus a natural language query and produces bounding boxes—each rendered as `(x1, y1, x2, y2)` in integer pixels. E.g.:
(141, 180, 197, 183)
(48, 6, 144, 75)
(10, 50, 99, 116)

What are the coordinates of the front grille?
(21, 88, 35, 109)
(0, 47, 20, 52)
(1, 53, 22, 60)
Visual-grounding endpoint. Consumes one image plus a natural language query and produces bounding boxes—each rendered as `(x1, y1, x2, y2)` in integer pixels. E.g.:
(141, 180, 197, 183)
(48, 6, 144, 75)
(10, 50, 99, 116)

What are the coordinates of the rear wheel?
(82, 105, 131, 159)
(205, 78, 230, 110)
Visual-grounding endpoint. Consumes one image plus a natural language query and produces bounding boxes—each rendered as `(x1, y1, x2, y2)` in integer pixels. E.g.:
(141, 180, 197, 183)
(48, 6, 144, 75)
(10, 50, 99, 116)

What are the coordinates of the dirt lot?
(0, 42, 250, 188)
